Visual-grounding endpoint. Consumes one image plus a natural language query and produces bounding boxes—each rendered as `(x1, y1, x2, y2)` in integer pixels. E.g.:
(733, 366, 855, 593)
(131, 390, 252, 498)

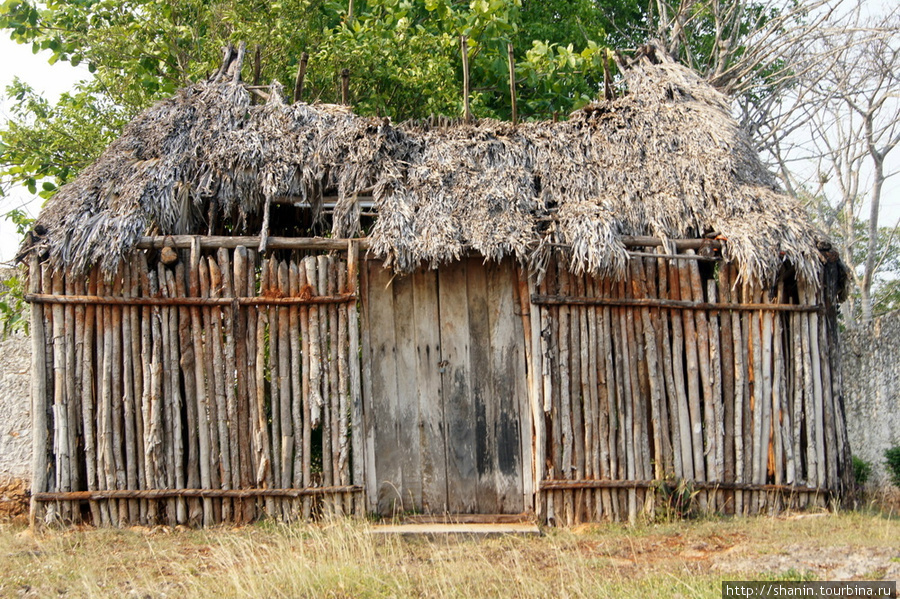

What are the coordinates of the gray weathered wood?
(487, 260, 527, 514)
(411, 268, 446, 514)
(365, 261, 404, 515)
(439, 259, 477, 514)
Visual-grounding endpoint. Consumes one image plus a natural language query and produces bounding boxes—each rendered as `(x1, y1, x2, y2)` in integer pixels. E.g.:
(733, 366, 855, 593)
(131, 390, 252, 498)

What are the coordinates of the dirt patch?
(0, 478, 29, 522)
(711, 543, 900, 580)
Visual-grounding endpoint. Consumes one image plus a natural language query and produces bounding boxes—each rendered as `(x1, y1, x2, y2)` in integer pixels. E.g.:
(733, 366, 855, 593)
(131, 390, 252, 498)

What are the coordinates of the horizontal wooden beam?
(32, 486, 364, 501)
(531, 294, 823, 313)
(539, 479, 832, 494)
(552, 236, 723, 251)
(25, 293, 357, 307)
(626, 250, 719, 262)
(622, 236, 724, 250)
(136, 235, 371, 251)
(135, 235, 722, 255)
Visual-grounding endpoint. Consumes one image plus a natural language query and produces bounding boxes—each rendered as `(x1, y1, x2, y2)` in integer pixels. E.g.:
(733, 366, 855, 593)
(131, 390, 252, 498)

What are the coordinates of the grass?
(1, 509, 898, 598)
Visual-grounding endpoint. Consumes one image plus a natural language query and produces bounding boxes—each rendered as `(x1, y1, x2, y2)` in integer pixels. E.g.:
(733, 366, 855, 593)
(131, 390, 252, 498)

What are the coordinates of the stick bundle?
(29, 246, 361, 526)
(535, 253, 845, 521)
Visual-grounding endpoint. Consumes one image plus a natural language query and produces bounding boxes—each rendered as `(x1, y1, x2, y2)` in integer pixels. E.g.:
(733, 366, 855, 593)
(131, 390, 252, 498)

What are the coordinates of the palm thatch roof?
(23, 42, 830, 287)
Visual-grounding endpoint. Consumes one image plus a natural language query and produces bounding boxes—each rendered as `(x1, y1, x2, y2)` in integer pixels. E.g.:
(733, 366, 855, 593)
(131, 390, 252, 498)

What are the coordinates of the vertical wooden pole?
(199, 257, 223, 522)
(305, 257, 323, 429)
(256, 258, 276, 517)
(217, 249, 242, 521)
(97, 272, 119, 524)
(175, 260, 202, 525)
(164, 267, 187, 523)
(337, 261, 351, 511)
(136, 256, 152, 523)
(557, 266, 573, 524)
(129, 259, 147, 522)
(273, 261, 292, 519)
(51, 271, 71, 522)
(687, 256, 716, 512)
(340, 68, 350, 106)
(64, 272, 81, 522)
(667, 260, 693, 482)
(77, 269, 102, 525)
(461, 36, 472, 123)
(600, 277, 620, 521)
(634, 259, 664, 483)
(298, 260, 313, 520)
(29, 255, 48, 527)
(233, 248, 254, 522)
(121, 266, 140, 523)
(678, 260, 706, 492)
(716, 265, 735, 512)
(293, 52, 309, 104)
(507, 42, 518, 125)
(574, 273, 591, 520)
(207, 257, 232, 520)
(807, 283, 826, 491)
(706, 276, 725, 509)
(348, 241, 364, 516)
(188, 240, 213, 525)
(289, 260, 303, 516)
(147, 268, 167, 524)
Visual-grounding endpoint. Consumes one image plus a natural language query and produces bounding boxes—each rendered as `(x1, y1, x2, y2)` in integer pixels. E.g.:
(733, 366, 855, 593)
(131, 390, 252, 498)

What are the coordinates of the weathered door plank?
(365, 262, 404, 515)
(486, 260, 526, 513)
(412, 269, 447, 514)
(465, 258, 499, 513)
(438, 260, 478, 513)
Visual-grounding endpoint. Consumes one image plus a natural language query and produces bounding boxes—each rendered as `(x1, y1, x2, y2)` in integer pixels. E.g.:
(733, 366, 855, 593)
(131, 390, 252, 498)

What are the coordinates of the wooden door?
(363, 256, 529, 516)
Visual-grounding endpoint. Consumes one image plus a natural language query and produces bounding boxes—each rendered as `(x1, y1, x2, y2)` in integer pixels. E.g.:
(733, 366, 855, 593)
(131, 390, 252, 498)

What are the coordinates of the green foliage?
(852, 455, 872, 487)
(653, 479, 698, 521)
(0, 209, 31, 338)
(0, 270, 28, 338)
(885, 447, 900, 489)
(1, 78, 123, 198)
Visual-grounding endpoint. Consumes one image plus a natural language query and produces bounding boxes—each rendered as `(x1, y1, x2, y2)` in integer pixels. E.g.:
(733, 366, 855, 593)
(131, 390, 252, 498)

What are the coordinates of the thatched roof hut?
(24, 43, 850, 527)
(25, 42, 827, 288)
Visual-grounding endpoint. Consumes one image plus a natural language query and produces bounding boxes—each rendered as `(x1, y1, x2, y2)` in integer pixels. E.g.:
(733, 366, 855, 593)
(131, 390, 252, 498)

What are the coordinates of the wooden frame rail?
(134, 234, 722, 253)
(539, 479, 832, 494)
(33, 486, 364, 501)
(531, 295, 824, 313)
(24, 293, 357, 307)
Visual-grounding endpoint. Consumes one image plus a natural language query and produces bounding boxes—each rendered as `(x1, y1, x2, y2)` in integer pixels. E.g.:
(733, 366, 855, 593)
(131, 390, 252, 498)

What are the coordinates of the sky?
(0, 4, 897, 265)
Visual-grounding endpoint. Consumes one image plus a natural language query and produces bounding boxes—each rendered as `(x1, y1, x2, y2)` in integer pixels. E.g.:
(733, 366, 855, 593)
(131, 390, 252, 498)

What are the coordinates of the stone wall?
(842, 310, 900, 486)
(0, 334, 31, 482)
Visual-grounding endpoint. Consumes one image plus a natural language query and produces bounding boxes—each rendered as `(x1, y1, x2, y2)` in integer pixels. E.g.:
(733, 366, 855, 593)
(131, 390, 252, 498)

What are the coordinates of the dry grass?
(1, 509, 898, 598)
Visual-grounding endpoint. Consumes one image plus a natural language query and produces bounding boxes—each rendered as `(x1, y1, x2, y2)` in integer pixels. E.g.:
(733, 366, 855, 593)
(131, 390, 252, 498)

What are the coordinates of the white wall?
(0, 334, 31, 482)
(842, 310, 900, 487)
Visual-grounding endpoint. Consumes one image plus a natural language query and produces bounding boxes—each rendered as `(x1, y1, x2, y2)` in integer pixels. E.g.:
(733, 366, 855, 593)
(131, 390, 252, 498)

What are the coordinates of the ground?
(1, 507, 898, 598)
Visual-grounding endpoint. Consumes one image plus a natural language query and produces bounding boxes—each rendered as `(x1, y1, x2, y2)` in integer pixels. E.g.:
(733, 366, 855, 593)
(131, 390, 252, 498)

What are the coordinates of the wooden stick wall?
(29, 244, 363, 526)
(529, 251, 848, 524)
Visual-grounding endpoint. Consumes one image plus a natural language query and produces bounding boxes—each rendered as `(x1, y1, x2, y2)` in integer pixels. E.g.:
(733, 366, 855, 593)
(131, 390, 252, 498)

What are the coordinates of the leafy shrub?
(0, 270, 28, 338)
(885, 447, 900, 488)
(852, 455, 873, 487)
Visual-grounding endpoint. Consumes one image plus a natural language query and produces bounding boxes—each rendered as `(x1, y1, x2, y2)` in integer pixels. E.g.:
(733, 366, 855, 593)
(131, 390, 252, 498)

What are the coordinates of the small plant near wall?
(852, 455, 872, 488)
(885, 447, 900, 489)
